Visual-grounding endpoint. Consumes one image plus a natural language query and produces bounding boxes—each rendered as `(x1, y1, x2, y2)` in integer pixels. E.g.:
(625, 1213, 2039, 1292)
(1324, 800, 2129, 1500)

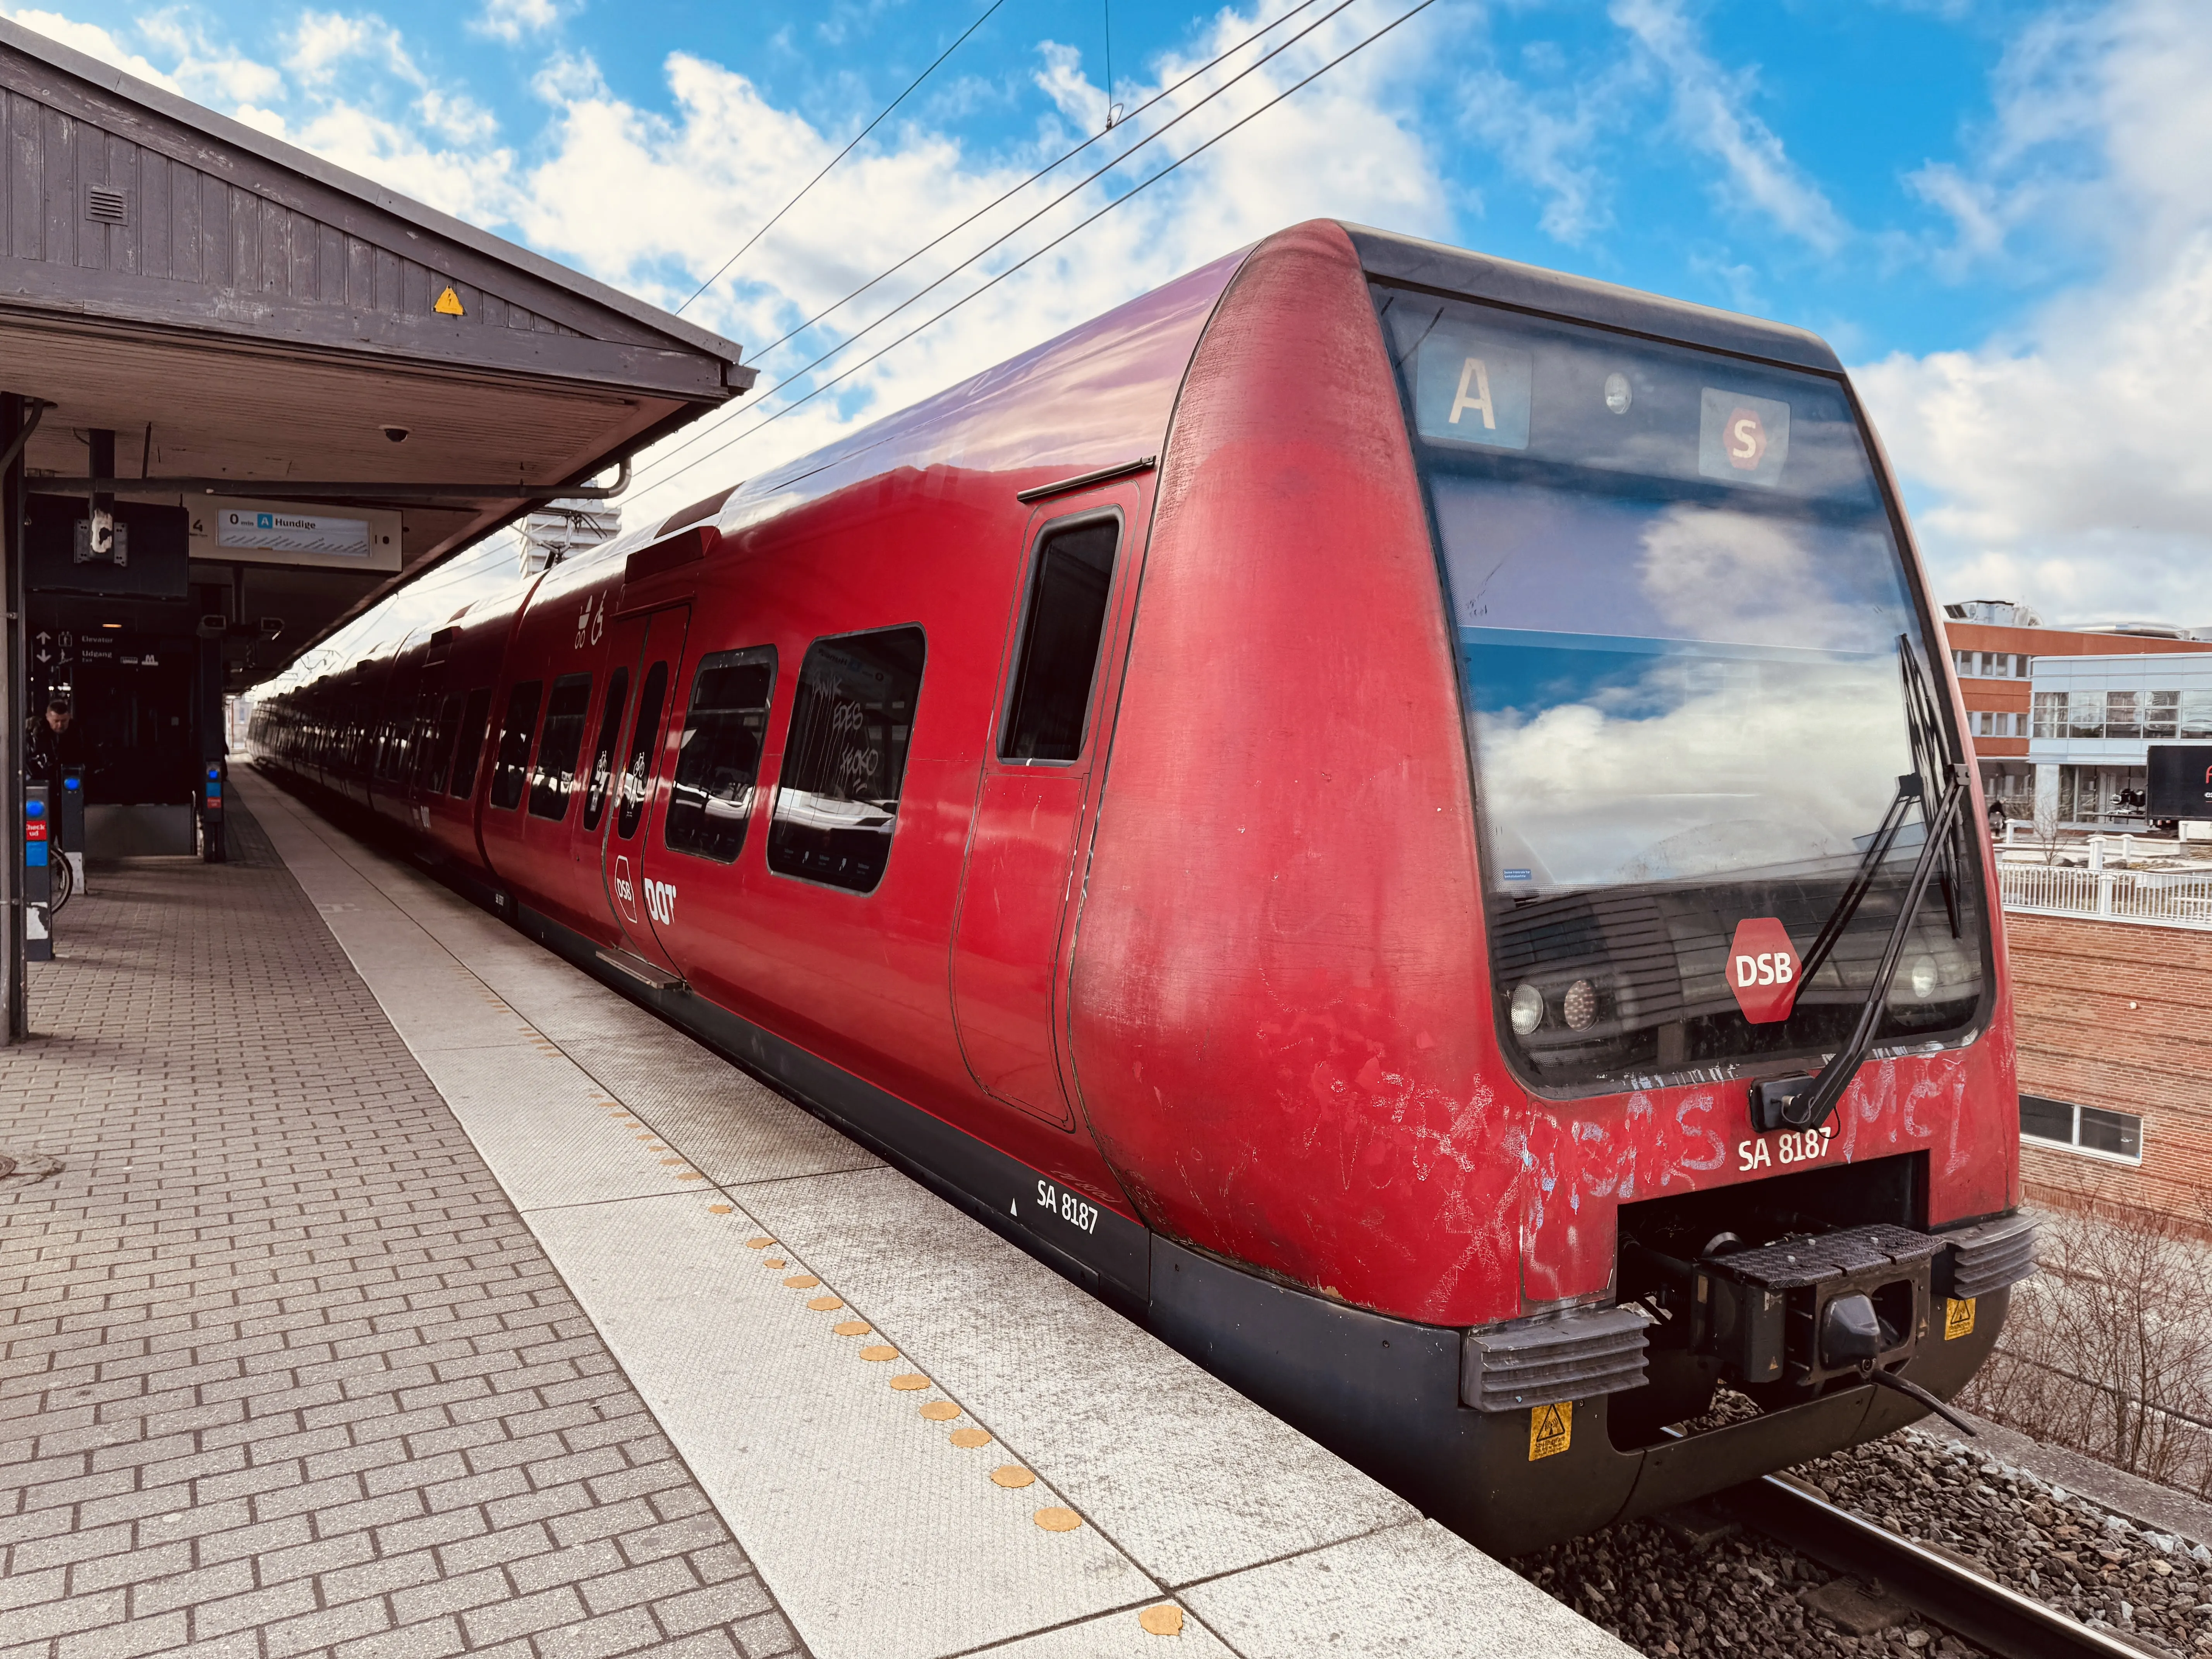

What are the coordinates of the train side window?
(489, 680, 544, 812)
(420, 693, 464, 795)
(528, 674, 594, 820)
(768, 627, 926, 894)
(1000, 518, 1118, 763)
(617, 662, 671, 840)
(449, 687, 494, 799)
(582, 668, 629, 833)
(666, 648, 777, 863)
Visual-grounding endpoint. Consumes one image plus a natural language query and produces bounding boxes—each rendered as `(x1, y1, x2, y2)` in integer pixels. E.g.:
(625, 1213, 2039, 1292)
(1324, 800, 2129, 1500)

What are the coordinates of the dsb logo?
(1727, 917, 1800, 1024)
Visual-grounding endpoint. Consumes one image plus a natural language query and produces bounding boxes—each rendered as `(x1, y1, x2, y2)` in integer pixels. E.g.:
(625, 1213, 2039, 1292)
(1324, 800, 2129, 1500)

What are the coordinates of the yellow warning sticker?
(1529, 1401, 1572, 1461)
(434, 285, 465, 316)
(1944, 1297, 1976, 1341)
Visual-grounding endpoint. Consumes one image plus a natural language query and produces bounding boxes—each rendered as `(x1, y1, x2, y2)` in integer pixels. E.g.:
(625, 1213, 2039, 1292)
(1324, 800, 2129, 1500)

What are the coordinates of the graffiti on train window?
(768, 627, 926, 895)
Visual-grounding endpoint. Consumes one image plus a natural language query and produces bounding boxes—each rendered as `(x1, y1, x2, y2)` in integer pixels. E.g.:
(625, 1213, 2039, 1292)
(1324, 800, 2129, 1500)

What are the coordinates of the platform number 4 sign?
(1528, 1401, 1572, 1462)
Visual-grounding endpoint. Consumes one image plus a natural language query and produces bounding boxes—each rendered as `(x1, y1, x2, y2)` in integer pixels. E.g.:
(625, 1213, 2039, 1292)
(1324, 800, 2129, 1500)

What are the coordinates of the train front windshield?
(1375, 287, 1987, 1093)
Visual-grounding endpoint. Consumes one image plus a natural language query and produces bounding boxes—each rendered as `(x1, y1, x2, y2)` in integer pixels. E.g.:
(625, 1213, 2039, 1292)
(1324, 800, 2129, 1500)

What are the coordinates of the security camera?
(380, 425, 410, 443)
(258, 617, 284, 639)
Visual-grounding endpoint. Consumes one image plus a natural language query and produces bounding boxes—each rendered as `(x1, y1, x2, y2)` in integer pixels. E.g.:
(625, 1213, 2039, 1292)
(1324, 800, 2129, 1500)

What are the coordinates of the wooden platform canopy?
(0, 15, 752, 670)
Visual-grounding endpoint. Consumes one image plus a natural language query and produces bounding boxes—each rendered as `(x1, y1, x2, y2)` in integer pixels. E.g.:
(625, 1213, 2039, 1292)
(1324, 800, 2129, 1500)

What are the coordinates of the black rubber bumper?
(1148, 1238, 2011, 1557)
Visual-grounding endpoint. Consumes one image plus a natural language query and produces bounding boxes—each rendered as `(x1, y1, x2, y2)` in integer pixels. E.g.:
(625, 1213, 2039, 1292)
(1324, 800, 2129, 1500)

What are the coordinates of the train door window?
(582, 668, 629, 833)
(527, 674, 594, 820)
(617, 663, 670, 840)
(666, 648, 777, 862)
(1000, 518, 1118, 763)
(449, 687, 494, 799)
(489, 681, 543, 812)
(768, 628, 926, 893)
(419, 693, 464, 794)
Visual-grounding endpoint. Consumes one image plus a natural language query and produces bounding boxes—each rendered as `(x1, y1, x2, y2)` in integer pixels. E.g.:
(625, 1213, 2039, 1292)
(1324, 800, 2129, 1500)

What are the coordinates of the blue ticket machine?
(198, 762, 225, 864)
(57, 766, 84, 898)
(23, 787, 51, 961)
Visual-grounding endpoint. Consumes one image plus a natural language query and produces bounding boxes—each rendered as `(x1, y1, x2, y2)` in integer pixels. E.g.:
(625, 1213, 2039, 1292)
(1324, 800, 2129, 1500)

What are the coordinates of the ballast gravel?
(1513, 1420, 2212, 1657)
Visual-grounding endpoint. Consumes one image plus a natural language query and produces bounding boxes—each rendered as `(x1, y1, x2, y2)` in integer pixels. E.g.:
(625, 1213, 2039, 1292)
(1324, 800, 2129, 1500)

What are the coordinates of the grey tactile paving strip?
(0, 800, 808, 1659)
(235, 771, 1635, 1659)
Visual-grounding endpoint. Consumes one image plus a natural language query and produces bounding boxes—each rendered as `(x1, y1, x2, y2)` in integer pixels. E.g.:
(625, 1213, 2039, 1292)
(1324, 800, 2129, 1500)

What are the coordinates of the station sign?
(187, 497, 403, 573)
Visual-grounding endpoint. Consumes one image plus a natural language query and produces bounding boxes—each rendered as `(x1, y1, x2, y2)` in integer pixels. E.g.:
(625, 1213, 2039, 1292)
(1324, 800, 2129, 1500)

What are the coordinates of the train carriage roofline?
(246, 218, 2033, 1556)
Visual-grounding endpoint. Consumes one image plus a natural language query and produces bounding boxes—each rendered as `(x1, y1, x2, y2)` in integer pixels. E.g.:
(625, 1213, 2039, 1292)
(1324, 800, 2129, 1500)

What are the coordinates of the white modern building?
(2028, 651, 2212, 826)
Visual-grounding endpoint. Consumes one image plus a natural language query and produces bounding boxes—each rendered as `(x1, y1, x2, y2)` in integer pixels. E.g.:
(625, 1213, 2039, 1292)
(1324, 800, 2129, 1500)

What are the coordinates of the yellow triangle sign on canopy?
(433, 286, 465, 316)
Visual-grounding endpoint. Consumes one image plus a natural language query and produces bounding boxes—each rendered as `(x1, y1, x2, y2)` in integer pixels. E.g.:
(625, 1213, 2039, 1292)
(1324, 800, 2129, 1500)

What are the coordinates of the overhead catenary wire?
(634, 0, 1328, 491)
(639, 0, 1440, 505)
(634, 0, 1359, 495)
(673, 0, 1011, 317)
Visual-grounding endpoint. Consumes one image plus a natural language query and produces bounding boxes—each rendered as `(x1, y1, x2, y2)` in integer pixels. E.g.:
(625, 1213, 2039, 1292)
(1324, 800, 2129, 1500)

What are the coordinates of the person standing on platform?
(24, 696, 84, 789)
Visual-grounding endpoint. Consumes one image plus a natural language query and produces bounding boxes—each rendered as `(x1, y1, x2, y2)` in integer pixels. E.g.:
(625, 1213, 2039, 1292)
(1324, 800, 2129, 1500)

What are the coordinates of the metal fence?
(1999, 862, 2212, 929)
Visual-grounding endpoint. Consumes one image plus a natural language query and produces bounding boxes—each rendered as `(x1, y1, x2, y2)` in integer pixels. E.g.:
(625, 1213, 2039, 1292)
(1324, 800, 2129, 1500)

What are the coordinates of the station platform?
(0, 775, 1633, 1659)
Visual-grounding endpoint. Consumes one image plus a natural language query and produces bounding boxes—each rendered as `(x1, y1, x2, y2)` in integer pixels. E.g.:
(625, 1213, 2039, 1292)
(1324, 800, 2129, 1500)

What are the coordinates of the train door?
(949, 495, 1132, 1128)
(597, 605, 690, 972)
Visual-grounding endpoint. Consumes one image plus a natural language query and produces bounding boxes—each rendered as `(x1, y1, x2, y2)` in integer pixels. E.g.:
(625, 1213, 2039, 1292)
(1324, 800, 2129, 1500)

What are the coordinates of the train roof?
(1344, 224, 1845, 376)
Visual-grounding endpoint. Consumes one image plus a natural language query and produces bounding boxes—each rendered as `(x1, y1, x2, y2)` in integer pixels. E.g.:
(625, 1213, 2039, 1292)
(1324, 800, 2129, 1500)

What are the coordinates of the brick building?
(1941, 599, 2207, 817)
(2004, 906, 2212, 1229)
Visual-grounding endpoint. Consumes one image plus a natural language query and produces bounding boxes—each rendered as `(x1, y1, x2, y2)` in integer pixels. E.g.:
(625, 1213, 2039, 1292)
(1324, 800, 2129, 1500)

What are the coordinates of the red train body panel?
(252, 221, 2032, 1551)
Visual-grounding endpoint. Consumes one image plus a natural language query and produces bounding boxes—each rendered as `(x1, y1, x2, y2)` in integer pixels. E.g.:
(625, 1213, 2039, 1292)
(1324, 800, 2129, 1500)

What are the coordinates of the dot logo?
(1724, 408, 1767, 471)
(1727, 917, 1801, 1025)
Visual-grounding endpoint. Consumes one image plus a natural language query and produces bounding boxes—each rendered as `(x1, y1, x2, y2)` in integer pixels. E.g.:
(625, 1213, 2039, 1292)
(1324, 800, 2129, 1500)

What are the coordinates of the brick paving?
(0, 801, 807, 1659)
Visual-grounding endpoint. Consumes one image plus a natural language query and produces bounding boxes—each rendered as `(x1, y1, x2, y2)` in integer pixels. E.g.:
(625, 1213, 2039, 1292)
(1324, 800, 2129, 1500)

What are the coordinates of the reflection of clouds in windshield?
(1638, 507, 1899, 652)
(1477, 659, 1910, 888)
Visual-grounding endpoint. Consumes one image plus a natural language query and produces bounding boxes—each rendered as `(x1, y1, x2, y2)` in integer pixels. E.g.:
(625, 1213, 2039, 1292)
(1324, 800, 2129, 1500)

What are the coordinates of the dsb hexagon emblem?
(1728, 917, 1801, 1024)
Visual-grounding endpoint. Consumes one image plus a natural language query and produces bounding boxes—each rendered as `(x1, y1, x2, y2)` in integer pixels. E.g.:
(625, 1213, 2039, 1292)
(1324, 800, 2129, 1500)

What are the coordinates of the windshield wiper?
(1751, 640, 1969, 1134)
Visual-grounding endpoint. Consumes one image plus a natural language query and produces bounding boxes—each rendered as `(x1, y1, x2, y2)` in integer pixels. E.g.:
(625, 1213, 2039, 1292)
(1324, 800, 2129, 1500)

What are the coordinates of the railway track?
(1729, 1471, 2162, 1659)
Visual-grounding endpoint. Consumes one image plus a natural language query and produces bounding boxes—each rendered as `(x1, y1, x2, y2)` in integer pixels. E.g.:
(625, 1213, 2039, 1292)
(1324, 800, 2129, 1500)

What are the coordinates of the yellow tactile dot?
(764, 1258, 787, 1269)
(890, 1374, 930, 1392)
(990, 1465, 1034, 1489)
(859, 1345, 898, 1362)
(745, 1238, 774, 1250)
(1139, 1605, 1184, 1636)
(659, 1158, 683, 1166)
(1034, 1508, 1082, 1532)
(949, 1427, 992, 1449)
(807, 1295, 843, 1312)
(833, 1320, 870, 1336)
(783, 1275, 820, 1290)
(919, 1401, 960, 1422)
(708, 1205, 733, 1216)
(676, 1172, 703, 1181)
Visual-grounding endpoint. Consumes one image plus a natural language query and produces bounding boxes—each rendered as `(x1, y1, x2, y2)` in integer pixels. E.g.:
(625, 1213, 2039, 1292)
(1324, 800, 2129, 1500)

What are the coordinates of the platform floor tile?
(0, 801, 807, 1659)
(234, 771, 1636, 1659)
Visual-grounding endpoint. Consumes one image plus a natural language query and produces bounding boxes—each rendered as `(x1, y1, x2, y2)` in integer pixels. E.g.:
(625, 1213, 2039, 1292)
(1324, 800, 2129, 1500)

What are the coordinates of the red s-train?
(251, 220, 2036, 1552)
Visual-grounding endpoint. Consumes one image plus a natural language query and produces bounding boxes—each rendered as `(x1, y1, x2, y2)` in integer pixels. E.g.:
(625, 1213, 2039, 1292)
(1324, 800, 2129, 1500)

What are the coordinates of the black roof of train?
(1345, 224, 1845, 376)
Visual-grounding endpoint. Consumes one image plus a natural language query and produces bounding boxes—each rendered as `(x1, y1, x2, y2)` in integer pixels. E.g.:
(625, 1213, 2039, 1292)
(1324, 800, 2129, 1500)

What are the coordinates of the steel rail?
(1728, 1471, 2155, 1659)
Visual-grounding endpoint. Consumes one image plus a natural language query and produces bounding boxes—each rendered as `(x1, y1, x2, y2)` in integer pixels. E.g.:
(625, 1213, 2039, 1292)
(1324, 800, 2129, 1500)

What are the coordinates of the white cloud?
(472, 0, 563, 46)
(1855, 0, 2212, 625)
(1609, 0, 1848, 254)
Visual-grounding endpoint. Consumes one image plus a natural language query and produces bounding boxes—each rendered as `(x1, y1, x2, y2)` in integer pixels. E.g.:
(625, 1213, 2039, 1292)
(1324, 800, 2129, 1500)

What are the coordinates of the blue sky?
(12, 0, 2210, 633)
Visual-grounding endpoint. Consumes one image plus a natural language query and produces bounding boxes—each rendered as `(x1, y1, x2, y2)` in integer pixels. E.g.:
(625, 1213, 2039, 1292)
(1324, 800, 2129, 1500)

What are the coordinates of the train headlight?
(1563, 979, 1598, 1030)
(1604, 373, 1632, 414)
(1510, 983, 1544, 1036)
(1907, 954, 1939, 1000)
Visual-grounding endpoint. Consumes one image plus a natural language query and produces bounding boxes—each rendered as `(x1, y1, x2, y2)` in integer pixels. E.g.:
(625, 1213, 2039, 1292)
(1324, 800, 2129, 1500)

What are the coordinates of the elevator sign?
(1727, 917, 1801, 1024)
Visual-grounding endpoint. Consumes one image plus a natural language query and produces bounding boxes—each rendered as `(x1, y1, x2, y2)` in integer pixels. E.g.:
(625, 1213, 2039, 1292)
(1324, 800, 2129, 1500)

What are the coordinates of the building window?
(2146, 690, 2180, 740)
(2065, 691, 2105, 739)
(2033, 691, 2065, 738)
(2020, 1093, 2143, 1164)
(2182, 688, 2212, 740)
(2106, 690, 2142, 739)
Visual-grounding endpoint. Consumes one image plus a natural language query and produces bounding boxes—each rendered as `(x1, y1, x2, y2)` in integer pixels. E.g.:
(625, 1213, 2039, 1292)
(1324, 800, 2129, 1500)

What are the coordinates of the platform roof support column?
(2, 393, 25, 1041)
